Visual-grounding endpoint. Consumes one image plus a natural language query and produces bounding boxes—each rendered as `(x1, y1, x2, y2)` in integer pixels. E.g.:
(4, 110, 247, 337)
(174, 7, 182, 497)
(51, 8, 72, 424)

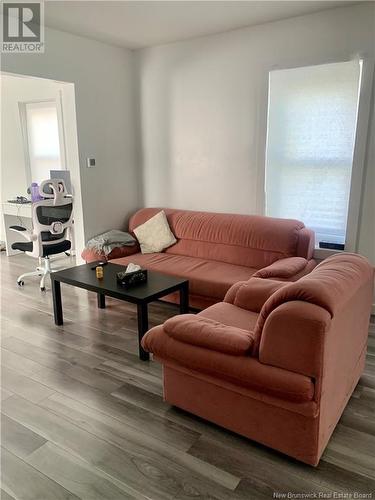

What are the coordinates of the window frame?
(345, 58, 374, 252)
(19, 93, 67, 188)
(259, 56, 374, 253)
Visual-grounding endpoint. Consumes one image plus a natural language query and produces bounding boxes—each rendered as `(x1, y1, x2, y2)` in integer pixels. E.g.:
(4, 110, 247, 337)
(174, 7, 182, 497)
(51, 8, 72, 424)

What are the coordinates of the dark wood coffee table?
(50, 262, 189, 361)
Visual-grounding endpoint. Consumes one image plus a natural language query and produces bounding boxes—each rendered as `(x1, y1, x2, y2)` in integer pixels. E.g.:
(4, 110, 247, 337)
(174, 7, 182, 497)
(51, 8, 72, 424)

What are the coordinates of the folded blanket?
(86, 230, 136, 256)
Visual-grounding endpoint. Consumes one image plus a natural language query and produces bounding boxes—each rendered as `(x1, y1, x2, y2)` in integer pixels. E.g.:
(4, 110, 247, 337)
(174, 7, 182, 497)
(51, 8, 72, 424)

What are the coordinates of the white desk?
(2, 202, 75, 257)
(2, 202, 33, 256)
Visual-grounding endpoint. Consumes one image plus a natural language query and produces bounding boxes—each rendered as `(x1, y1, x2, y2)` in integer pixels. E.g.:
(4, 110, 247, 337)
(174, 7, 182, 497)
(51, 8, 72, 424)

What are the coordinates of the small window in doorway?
(21, 100, 65, 185)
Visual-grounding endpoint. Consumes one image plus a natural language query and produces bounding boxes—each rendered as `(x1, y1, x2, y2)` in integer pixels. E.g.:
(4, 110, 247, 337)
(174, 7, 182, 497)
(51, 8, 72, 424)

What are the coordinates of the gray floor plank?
(41, 392, 239, 491)
(27, 442, 140, 500)
(1, 447, 79, 500)
(0, 488, 16, 500)
(188, 434, 334, 496)
(0, 387, 14, 402)
(1, 414, 47, 459)
(1, 348, 45, 377)
(189, 432, 375, 496)
(23, 365, 200, 452)
(2, 335, 104, 371)
(2, 395, 245, 500)
(96, 359, 163, 395)
(1, 366, 55, 404)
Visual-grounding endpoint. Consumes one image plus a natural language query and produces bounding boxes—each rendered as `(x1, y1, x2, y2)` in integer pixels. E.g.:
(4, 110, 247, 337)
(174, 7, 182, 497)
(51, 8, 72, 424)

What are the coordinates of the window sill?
(313, 247, 345, 261)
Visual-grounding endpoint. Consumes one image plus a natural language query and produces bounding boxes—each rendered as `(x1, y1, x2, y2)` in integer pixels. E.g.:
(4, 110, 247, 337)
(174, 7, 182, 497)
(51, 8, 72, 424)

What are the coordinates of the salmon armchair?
(142, 253, 374, 465)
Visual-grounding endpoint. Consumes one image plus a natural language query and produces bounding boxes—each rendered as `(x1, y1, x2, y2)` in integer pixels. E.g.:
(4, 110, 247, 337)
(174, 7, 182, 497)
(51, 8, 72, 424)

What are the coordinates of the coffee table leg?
(51, 279, 63, 325)
(97, 293, 106, 309)
(180, 282, 189, 314)
(137, 302, 150, 361)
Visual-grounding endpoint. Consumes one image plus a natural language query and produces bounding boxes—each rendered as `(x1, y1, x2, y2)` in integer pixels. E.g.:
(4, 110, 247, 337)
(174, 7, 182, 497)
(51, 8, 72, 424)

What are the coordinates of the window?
(265, 60, 362, 246)
(21, 100, 65, 185)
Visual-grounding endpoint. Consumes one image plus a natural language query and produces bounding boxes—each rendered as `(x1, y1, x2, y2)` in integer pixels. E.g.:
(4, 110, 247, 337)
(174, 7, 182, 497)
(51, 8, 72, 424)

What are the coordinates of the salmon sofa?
(82, 208, 316, 309)
(142, 253, 374, 465)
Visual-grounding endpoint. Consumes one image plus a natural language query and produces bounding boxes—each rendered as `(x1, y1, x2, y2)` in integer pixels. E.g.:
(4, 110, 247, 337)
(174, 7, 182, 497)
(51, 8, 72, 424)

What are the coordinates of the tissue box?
(116, 269, 148, 288)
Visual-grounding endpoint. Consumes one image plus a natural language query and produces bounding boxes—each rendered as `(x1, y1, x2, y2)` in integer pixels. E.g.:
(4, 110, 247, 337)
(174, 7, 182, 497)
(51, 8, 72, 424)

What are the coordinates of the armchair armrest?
(9, 226, 36, 241)
(224, 278, 289, 312)
(163, 314, 253, 355)
(259, 301, 331, 378)
(253, 257, 308, 280)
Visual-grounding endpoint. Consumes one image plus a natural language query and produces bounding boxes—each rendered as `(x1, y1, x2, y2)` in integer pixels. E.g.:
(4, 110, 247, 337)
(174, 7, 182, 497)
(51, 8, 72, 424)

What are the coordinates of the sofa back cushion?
(129, 208, 311, 268)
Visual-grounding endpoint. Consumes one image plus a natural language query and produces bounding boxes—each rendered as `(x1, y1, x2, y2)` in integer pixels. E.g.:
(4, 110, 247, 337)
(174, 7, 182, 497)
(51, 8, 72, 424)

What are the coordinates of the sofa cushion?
(199, 302, 259, 331)
(142, 325, 314, 403)
(111, 253, 257, 300)
(253, 257, 308, 279)
(133, 210, 176, 254)
(129, 208, 309, 268)
(164, 314, 253, 355)
(225, 278, 289, 312)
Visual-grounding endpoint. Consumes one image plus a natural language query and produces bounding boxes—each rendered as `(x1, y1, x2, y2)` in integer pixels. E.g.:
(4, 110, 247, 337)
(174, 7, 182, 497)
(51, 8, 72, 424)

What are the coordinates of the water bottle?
(30, 182, 42, 202)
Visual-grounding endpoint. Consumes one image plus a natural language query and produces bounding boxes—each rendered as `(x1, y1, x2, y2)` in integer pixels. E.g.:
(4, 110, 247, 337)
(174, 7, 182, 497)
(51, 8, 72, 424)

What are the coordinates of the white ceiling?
(44, 1, 360, 50)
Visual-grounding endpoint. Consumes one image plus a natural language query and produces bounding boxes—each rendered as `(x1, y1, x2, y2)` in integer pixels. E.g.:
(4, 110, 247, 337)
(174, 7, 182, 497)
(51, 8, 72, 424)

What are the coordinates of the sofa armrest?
(297, 227, 315, 260)
(224, 278, 289, 312)
(163, 314, 253, 355)
(253, 257, 309, 280)
(81, 243, 139, 263)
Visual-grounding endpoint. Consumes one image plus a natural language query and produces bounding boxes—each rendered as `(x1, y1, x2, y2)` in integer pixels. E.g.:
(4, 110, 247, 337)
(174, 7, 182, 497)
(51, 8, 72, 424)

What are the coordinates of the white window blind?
(265, 60, 362, 245)
(25, 101, 63, 184)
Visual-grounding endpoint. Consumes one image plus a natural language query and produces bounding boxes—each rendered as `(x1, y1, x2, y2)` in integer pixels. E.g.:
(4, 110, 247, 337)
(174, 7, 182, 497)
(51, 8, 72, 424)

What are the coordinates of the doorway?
(0, 72, 85, 262)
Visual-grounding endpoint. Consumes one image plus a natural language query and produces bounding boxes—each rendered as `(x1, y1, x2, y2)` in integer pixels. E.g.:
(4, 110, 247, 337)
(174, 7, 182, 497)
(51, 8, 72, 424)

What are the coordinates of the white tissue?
(125, 263, 141, 274)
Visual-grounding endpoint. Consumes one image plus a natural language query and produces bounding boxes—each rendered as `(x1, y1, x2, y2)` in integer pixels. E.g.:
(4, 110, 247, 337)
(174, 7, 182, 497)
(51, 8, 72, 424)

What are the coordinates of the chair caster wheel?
(40, 287, 46, 292)
(17, 280, 24, 286)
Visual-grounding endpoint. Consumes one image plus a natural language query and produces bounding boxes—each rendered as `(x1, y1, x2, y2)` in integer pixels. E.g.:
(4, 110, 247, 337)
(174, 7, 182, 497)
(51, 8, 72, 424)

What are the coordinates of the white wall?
(137, 2, 375, 265)
(2, 26, 140, 241)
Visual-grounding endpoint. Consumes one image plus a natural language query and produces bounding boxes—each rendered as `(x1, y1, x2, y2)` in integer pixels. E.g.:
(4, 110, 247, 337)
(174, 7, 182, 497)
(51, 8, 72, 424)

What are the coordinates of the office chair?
(10, 179, 73, 291)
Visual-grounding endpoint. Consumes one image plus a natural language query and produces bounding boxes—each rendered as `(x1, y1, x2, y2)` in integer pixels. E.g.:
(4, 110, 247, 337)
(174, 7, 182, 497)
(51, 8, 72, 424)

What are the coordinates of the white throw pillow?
(134, 210, 176, 254)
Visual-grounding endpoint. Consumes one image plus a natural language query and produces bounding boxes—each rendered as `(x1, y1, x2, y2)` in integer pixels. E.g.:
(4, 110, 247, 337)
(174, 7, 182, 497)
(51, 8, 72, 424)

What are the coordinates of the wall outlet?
(86, 158, 96, 168)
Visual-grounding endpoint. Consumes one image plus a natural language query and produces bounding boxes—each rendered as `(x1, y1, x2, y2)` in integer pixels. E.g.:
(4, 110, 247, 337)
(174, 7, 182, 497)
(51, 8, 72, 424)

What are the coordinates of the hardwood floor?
(1, 253, 374, 499)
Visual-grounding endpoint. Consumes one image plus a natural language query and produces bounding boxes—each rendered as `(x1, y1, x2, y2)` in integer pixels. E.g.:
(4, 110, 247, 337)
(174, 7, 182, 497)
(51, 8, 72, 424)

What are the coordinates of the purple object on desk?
(30, 183, 43, 202)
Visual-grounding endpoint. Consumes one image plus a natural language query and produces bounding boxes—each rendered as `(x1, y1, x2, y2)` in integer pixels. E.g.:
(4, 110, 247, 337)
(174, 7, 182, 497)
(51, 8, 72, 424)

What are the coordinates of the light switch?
(86, 158, 96, 168)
